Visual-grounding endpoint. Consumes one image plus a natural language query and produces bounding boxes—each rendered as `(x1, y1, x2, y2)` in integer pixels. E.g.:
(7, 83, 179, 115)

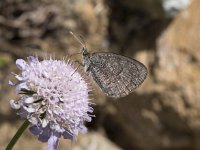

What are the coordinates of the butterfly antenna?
(70, 31, 86, 49)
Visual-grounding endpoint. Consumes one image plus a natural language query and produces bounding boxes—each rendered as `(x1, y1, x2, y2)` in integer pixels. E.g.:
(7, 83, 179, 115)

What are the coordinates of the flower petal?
(42, 119, 49, 128)
(24, 97, 35, 104)
(29, 125, 42, 135)
(29, 117, 39, 125)
(16, 59, 27, 70)
(8, 80, 15, 86)
(63, 130, 73, 140)
(48, 133, 59, 150)
(23, 105, 35, 113)
(17, 107, 29, 118)
(27, 56, 38, 63)
(10, 99, 20, 109)
(16, 82, 29, 94)
(79, 125, 87, 134)
(38, 125, 51, 142)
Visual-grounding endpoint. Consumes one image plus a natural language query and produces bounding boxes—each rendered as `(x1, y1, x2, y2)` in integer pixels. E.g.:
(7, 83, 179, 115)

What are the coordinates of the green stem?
(6, 120, 30, 150)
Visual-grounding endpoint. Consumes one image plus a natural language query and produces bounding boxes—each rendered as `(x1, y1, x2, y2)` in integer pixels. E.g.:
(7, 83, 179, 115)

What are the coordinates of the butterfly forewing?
(88, 53, 148, 98)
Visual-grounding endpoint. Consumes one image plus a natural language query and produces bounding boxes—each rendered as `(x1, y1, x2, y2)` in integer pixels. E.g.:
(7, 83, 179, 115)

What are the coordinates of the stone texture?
(1, 0, 200, 150)
(69, 132, 121, 150)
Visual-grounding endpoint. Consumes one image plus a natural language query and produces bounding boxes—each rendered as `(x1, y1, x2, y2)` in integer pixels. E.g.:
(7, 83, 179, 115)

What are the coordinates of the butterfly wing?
(88, 53, 148, 98)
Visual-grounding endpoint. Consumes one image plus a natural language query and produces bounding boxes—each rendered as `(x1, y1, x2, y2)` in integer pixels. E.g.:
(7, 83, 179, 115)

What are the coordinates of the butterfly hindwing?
(87, 53, 147, 97)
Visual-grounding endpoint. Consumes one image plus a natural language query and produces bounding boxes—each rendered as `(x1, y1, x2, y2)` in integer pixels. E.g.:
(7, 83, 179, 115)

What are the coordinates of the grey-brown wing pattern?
(88, 53, 148, 98)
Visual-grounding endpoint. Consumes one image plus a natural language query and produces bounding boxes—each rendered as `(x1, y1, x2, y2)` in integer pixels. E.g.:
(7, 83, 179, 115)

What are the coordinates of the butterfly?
(70, 32, 148, 98)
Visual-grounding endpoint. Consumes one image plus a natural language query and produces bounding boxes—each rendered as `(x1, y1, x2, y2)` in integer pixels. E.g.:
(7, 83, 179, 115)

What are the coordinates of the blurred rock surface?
(1, 0, 200, 150)
(162, 0, 192, 17)
(102, 0, 200, 149)
(69, 132, 121, 150)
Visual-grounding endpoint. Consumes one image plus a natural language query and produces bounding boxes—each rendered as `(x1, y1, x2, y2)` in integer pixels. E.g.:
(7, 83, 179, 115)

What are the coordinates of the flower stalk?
(6, 120, 30, 150)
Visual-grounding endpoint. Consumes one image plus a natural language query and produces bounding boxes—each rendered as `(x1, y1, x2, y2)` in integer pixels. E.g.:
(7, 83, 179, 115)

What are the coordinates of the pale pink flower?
(9, 56, 94, 150)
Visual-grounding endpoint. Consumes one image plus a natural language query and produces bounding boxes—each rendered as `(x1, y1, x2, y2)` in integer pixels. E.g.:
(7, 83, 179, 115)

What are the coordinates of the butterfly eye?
(82, 47, 89, 56)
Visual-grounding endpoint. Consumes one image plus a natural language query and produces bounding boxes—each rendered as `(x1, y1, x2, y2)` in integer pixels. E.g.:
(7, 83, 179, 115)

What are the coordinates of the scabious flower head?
(9, 56, 94, 150)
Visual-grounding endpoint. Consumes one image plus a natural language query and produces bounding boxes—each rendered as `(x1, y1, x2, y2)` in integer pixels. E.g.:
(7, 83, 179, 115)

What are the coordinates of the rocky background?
(0, 0, 199, 149)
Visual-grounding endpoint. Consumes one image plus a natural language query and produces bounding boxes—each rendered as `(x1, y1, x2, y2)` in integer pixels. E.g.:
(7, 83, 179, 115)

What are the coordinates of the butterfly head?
(70, 31, 88, 56)
(81, 47, 89, 57)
